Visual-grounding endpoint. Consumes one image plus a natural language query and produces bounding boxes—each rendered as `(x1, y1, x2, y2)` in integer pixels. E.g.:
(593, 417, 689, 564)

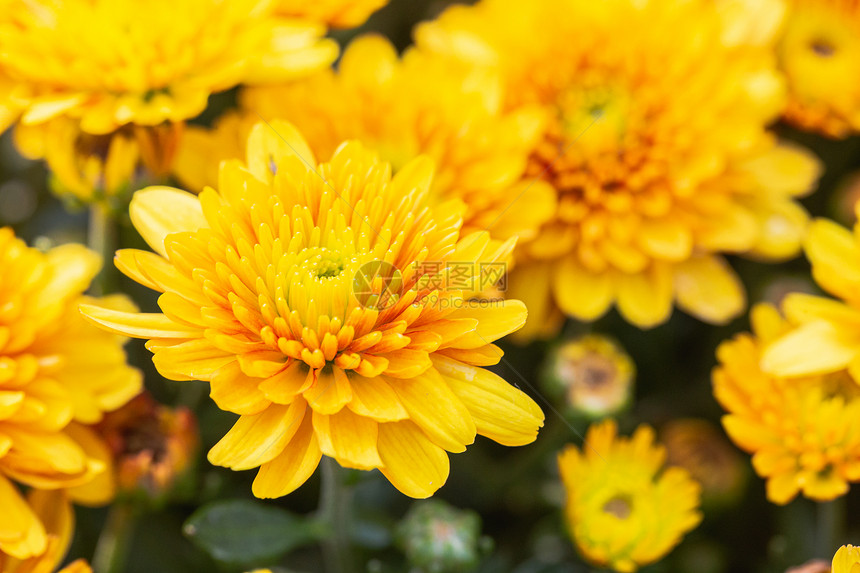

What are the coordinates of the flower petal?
(761, 321, 860, 378)
(209, 400, 306, 471)
(347, 373, 409, 422)
(388, 369, 475, 453)
(432, 355, 543, 446)
(312, 408, 382, 470)
(252, 414, 321, 499)
(553, 258, 613, 321)
(674, 255, 745, 324)
(445, 299, 527, 348)
(130, 186, 207, 257)
(377, 420, 450, 499)
(615, 264, 673, 328)
(305, 367, 352, 415)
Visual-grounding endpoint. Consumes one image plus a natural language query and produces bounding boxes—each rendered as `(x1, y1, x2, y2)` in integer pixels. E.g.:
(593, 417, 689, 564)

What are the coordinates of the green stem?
(816, 497, 845, 557)
(319, 458, 354, 573)
(88, 202, 118, 295)
(92, 503, 136, 573)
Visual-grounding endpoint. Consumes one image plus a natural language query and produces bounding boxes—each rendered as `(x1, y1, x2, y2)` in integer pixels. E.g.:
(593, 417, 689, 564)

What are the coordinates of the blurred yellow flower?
(175, 35, 555, 242)
(558, 419, 701, 572)
(275, 0, 387, 28)
(543, 334, 634, 417)
(82, 121, 544, 499)
(0, 0, 336, 135)
(761, 205, 860, 381)
(779, 0, 860, 137)
(714, 304, 860, 504)
(417, 0, 821, 335)
(0, 0, 348, 205)
(0, 488, 92, 573)
(0, 228, 142, 559)
(834, 545, 860, 573)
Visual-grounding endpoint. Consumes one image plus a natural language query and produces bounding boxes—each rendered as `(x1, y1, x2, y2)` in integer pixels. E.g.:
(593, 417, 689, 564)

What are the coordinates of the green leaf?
(183, 499, 326, 566)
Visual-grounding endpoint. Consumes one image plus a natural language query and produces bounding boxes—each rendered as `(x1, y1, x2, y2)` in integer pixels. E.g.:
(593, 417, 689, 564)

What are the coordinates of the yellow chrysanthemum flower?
(0, 0, 346, 204)
(416, 0, 821, 335)
(82, 121, 545, 499)
(275, 0, 388, 28)
(761, 204, 860, 381)
(834, 545, 860, 573)
(558, 419, 702, 572)
(713, 303, 860, 504)
(0, 0, 337, 135)
(0, 228, 142, 559)
(0, 489, 91, 573)
(175, 35, 555, 242)
(778, 0, 860, 137)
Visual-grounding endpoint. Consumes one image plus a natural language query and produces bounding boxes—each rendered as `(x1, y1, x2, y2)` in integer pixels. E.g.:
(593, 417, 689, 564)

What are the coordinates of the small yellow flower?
(82, 121, 544, 499)
(275, 0, 388, 28)
(713, 304, 860, 504)
(543, 334, 634, 417)
(779, 0, 860, 137)
(417, 0, 821, 335)
(0, 228, 142, 559)
(834, 545, 860, 573)
(0, 488, 91, 573)
(175, 35, 555, 242)
(558, 419, 702, 572)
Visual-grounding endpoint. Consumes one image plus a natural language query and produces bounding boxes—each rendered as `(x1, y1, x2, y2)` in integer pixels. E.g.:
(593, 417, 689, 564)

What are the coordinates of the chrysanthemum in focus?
(713, 304, 860, 504)
(0, 489, 91, 573)
(82, 120, 544, 499)
(417, 0, 821, 335)
(558, 419, 702, 572)
(0, 0, 343, 204)
(834, 545, 860, 573)
(175, 35, 554, 241)
(0, 228, 142, 559)
(778, 0, 860, 137)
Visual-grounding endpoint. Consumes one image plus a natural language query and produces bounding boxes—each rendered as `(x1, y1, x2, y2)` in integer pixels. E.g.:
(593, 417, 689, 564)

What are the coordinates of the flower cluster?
(3, 0, 860, 570)
(0, 227, 141, 565)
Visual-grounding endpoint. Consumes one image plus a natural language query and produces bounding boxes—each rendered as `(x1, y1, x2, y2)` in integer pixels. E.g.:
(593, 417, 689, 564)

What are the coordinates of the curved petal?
(388, 369, 475, 453)
(553, 258, 613, 322)
(615, 264, 673, 328)
(432, 355, 544, 446)
(761, 321, 860, 378)
(129, 187, 207, 257)
(252, 413, 321, 499)
(377, 420, 450, 499)
(209, 401, 305, 471)
(674, 256, 745, 324)
(312, 408, 382, 470)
